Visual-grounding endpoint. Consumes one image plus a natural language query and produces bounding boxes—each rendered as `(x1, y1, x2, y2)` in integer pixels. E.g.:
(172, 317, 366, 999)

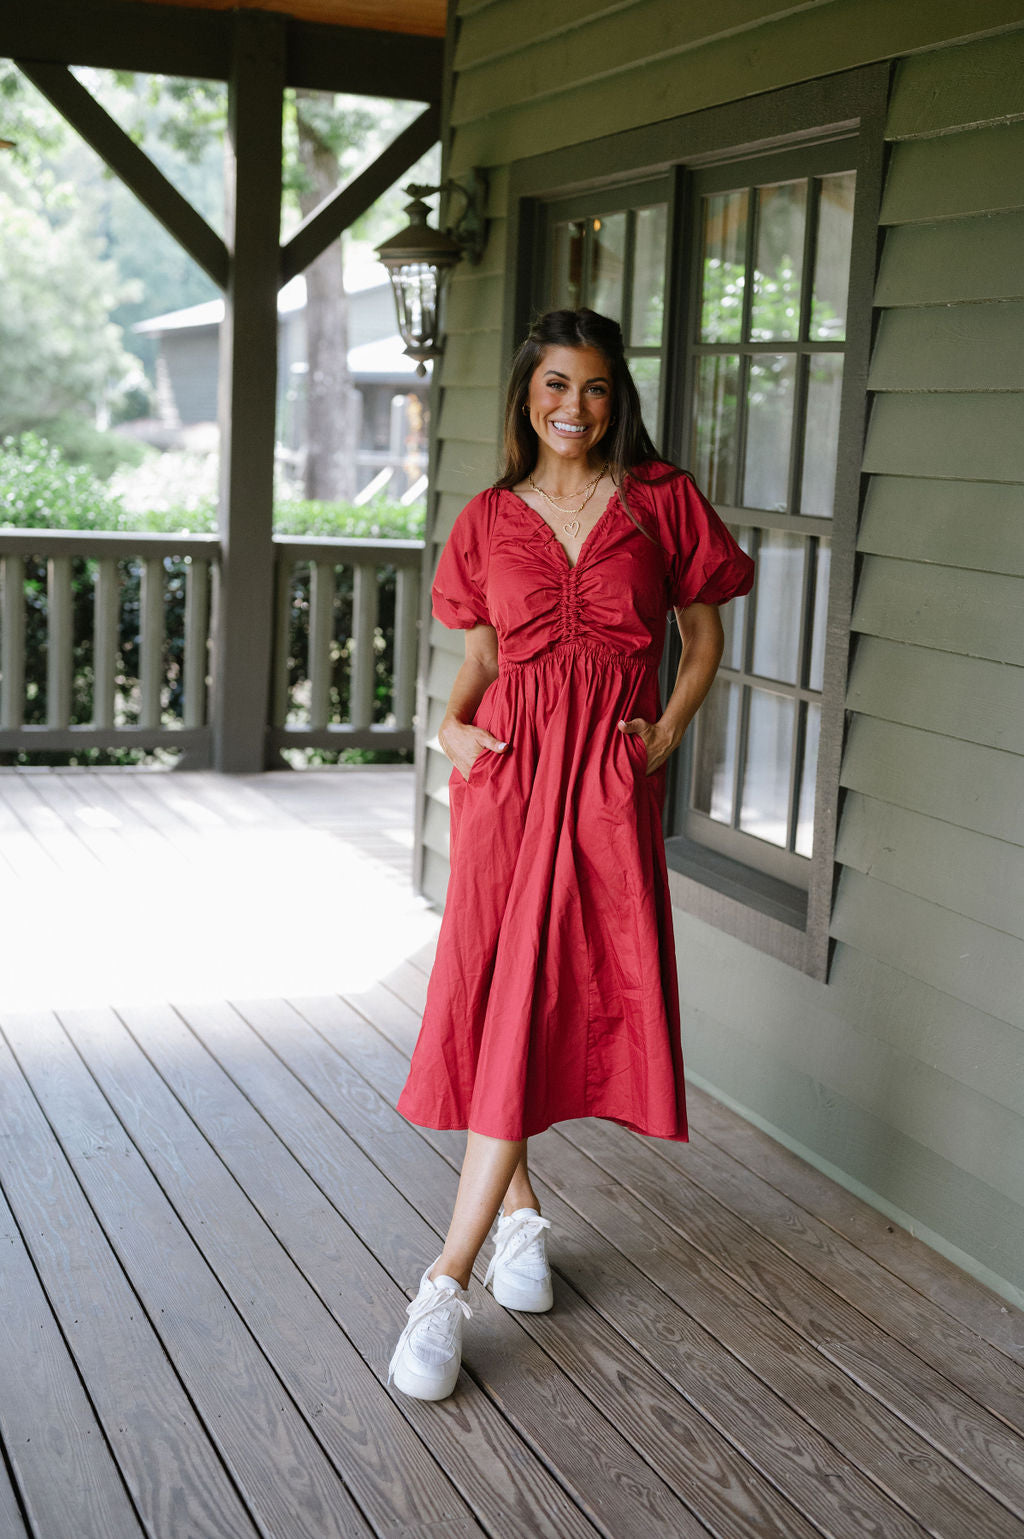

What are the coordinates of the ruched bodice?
(486, 491, 670, 663)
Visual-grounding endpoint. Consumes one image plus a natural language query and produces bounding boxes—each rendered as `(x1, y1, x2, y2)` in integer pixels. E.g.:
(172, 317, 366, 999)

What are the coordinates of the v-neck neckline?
(503, 486, 620, 572)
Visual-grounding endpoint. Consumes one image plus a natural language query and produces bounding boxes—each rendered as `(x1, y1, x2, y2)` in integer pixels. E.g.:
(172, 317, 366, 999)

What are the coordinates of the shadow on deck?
(1, 768, 1023, 1539)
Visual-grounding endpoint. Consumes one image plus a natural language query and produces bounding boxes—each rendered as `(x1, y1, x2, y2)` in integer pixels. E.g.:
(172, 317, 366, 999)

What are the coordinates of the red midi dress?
(397, 462, 754, 1143)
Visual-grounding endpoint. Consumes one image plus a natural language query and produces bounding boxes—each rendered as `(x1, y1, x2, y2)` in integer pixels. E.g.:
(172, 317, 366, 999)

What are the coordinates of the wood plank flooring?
(1, 768, 1023, 1539)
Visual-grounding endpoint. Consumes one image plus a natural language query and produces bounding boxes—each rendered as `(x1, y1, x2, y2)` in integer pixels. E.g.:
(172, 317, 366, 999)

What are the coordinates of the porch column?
(213, 10, 285, 771)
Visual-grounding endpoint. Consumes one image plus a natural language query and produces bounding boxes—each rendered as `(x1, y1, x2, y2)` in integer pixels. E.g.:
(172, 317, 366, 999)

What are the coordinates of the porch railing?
(0, 528, 423, 764)
(270, 535, 423, 755)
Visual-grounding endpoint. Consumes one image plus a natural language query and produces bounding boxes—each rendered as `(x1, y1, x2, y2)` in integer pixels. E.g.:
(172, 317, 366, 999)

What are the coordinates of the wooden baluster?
(350, 563, 378, 732)
(308, 560, 335, 731)
(183, 557, 210, 729)
(93, 557, 119, 729)
(139, 557, 164, 730)
(46, 554, 73, 730)
(1, 555, 26, 730)
(270, 555, 294, 730)
(392, 566, 420, 730)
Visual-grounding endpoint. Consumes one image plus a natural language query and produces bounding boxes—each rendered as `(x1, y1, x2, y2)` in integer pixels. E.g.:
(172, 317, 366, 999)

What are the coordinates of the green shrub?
(274, 494, 425, 540)
(0, 432, 131, 530)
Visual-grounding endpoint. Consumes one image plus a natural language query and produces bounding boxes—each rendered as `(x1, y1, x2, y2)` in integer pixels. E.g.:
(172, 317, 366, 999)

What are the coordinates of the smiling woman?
(387, 307, 753, 1402)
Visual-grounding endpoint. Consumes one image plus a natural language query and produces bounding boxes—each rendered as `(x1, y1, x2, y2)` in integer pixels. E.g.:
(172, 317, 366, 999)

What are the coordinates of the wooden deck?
(1, 768, 1023, 1539)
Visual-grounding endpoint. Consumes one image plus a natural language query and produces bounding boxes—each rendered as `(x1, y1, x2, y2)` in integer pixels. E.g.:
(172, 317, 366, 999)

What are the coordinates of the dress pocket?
(464, 745, 490, 784)
(623, 730, 650, 775)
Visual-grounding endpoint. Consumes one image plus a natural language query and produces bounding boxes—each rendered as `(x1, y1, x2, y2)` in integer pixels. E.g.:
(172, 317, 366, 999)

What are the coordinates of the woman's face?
(526, 345, 614, 465)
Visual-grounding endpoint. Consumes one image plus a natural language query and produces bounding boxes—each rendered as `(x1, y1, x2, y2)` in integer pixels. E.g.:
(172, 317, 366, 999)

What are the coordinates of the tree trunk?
(295, 90, 358, 503)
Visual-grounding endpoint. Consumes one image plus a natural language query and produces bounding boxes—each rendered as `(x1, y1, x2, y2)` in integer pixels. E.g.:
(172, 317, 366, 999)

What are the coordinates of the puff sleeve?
(637, 468, 754, 609)
(431, 491, 492, 629)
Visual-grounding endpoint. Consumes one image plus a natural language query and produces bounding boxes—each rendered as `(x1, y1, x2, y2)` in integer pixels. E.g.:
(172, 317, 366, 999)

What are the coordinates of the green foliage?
(0, 434, 131, 530)
(274, 495, 425, 540)
(0, 179, 142, 442)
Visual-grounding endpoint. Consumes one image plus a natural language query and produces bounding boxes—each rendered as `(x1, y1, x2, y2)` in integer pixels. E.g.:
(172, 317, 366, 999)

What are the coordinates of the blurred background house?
(133, 262, 429, 504)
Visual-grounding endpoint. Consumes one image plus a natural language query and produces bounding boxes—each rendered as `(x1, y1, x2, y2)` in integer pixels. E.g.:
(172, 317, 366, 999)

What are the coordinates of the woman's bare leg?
(430, 1131, 526, 1289)
(502, 1149, 541, 1215)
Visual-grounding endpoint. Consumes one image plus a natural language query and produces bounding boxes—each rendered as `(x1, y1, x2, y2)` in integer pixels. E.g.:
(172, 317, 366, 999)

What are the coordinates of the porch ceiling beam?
(1, 0, 443, 96)
(16, 61, 230, 290)
(280, 100, 440, 283)
(0, 0, 232, 80)
(286, 20, 443, 98)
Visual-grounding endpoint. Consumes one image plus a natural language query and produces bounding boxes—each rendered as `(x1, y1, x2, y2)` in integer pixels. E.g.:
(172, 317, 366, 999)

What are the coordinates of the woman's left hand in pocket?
(617, 717, 679, 776)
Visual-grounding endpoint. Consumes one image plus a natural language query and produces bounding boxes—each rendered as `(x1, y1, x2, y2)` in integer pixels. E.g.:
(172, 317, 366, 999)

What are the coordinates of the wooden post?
(212, 10, 285, 771)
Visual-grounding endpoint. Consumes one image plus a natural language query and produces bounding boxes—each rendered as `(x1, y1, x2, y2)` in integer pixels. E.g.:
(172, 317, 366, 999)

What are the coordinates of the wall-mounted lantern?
(376, 170, 487, 376)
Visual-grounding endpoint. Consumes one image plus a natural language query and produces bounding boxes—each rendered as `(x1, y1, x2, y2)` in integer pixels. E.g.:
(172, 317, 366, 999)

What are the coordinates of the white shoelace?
(484, 1211, 552, 1287)
(387, 1279, 472, 1384)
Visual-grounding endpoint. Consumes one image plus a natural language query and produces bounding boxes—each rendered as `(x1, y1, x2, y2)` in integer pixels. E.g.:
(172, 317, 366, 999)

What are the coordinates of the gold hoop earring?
(521, 403, 529, 417)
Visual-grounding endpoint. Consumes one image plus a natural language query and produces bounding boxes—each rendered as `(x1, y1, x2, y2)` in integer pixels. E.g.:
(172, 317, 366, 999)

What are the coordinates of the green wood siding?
(851, 560, 1024, 665)
(879, 121, 1024, 222)
(867, 302, 1024, 392)
(831, 870, 1022, 1029)
(836, 793, 1024, 941)
(845, 636, 1024, 754)
(884, 28, 1024, 137)
(418, 5, 1024, 1303)
(840, 716, 1024, 845)
(448, 0, 1024, 165)
(863, 392, 1024, 481)
(874, 212, 1024, 305)
(858, 476, 1024, 576)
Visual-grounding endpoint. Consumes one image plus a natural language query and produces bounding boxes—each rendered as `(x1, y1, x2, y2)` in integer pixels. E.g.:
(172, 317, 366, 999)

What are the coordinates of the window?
(681, 144, 855, 889)
(508, 66, 886, 974)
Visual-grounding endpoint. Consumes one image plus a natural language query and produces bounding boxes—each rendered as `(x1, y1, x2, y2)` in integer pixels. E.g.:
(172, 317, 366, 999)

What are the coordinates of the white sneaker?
(484, 1207, 553, 1312)
(388, 1265, 472, 1401)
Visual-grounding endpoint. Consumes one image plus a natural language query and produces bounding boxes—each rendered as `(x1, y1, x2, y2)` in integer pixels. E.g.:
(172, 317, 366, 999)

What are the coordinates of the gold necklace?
(528, 464, 607, 524)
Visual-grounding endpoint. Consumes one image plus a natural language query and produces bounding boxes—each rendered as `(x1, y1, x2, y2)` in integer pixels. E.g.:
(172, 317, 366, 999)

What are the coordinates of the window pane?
(751, 180, 806, 342)
(795, 701, 821, 857)
(740, 688, 795, 848)
(802, 354, 843, 518)
(630, 355, 662, 439)
(808, 539, 831, 691)
(692, 678, 740, 825)
(699, 190, 747, 342)
(742, 354, 795, 511)
(551, 220, 585, 308)
(588, 212, 627, 317)
(691, 354, 739, 503)
(751, 531, 804, 684)
(631, 205, 668, 346)
(721, 526, 752, 669)
(812, 172, 855, 340)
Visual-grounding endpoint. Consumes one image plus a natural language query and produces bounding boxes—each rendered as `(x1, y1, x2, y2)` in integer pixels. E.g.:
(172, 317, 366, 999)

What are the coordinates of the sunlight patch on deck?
(0, 769, 439, 1011)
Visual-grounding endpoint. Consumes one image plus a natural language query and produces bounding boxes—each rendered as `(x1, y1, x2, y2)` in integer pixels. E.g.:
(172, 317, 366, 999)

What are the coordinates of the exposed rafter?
(280, 101, 440, 282)
(16, 61, 230, 290)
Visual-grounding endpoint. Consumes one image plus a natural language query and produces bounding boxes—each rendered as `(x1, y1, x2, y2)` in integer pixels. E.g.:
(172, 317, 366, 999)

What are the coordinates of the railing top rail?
(0, 528, 427, 564)
(273, 535, 424, 566)
(0, 529, 221, 558)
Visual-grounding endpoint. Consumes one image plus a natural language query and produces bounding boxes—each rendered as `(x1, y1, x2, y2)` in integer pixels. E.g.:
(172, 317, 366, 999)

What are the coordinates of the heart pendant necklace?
(528, 463, 607, 522)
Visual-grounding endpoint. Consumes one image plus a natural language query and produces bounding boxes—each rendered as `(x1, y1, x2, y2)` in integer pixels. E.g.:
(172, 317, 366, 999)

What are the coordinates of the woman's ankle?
(502, 1190, 541, 1216)
(429, 1257, 472, 1290)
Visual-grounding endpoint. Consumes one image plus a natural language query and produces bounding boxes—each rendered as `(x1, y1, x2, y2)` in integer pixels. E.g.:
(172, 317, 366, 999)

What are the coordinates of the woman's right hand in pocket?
(439, 717, 508, 782)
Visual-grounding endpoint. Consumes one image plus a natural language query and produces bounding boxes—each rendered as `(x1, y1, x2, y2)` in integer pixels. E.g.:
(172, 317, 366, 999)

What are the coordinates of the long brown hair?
(494, 309, 677, 519)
